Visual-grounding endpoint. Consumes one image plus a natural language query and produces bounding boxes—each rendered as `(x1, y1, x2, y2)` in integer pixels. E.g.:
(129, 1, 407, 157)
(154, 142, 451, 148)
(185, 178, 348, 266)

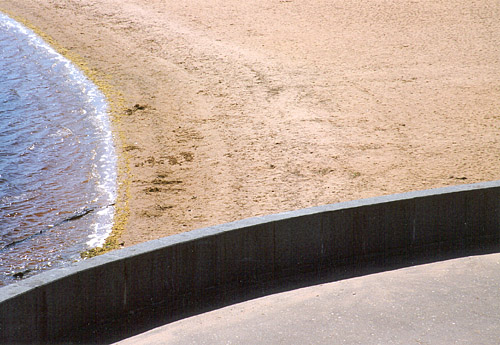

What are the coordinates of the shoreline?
(0, 9, 124, 286)
(1, 0, 499, 249)
(0, 8, 130, 256)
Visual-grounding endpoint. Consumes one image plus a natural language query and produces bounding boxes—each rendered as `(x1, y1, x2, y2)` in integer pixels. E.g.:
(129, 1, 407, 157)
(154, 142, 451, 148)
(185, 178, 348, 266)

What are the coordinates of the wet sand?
(1, 0, 499, 247)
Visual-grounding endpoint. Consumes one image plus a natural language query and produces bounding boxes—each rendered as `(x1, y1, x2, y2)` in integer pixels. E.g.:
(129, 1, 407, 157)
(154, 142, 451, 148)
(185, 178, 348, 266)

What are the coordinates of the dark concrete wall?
(1, 181, 500, 344)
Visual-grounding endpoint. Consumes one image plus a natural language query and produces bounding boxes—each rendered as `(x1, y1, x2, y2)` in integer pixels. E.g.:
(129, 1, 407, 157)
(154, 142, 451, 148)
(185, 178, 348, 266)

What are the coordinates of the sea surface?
(0, 12, 116, 286)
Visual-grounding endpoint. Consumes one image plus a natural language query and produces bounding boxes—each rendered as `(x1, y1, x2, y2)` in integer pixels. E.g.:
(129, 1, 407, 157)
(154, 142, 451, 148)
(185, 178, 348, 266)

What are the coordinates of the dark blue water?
(0, 13, 116, 286)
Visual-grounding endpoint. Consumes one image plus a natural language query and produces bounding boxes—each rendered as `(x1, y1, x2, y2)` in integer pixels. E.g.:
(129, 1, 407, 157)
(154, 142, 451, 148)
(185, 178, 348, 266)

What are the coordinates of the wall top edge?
(1, 180, 499, 300)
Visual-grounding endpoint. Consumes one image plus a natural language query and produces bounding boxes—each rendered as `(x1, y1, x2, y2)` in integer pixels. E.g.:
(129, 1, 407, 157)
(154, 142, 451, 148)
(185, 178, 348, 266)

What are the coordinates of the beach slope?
(1, 0, 499, 245)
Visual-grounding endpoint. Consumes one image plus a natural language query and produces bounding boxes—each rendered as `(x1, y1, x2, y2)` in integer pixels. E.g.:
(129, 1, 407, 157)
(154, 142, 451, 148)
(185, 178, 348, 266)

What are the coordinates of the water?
(0, 12, 117, 286)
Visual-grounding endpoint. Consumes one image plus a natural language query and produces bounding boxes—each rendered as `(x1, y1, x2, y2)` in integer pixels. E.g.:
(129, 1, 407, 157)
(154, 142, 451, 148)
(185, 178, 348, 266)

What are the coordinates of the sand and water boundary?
(0, 0, 498, 249)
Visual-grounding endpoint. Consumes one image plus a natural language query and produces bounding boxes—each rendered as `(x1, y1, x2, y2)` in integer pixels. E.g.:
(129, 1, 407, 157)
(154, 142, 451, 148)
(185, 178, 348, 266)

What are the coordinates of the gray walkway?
(115, 253, 500, 345)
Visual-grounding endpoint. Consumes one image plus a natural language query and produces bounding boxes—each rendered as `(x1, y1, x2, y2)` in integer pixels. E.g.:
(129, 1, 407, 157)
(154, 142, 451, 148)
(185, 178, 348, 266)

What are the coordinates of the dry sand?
(1, 0, 499, 246)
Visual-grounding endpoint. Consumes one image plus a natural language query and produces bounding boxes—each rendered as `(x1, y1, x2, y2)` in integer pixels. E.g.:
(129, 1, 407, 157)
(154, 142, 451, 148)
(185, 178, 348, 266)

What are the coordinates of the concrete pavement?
(115, 253, 500, 345)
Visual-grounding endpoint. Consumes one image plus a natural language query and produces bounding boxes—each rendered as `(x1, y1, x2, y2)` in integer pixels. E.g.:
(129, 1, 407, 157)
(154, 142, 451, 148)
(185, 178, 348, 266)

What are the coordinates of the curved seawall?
(1, 181, 500, 344)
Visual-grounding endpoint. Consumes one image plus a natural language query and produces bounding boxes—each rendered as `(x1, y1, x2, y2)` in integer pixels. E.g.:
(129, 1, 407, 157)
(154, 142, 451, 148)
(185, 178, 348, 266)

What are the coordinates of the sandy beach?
(1, 0, 499, 247)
